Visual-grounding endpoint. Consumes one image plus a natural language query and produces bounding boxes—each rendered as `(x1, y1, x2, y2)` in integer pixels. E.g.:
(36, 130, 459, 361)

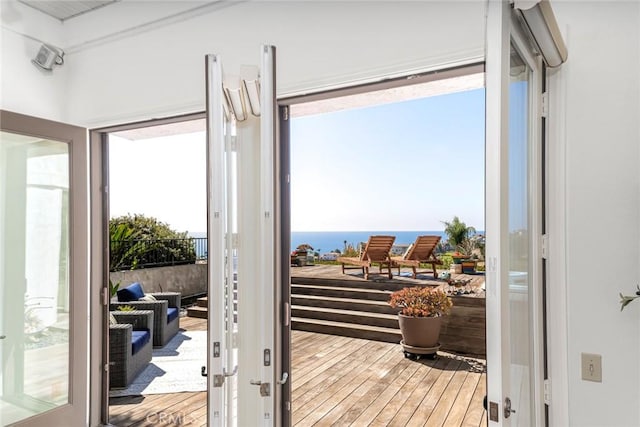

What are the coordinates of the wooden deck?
(110, 317, 487, 426)
(290, 263, 486, 290)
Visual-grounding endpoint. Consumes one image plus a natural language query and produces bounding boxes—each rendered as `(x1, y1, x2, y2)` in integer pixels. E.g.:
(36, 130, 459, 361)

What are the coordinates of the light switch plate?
(581, 353, 602, 382)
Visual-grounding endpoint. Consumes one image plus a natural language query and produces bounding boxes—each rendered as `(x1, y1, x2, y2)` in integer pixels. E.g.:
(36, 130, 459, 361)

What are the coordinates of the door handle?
(202, 365, 238, 378)
(249, 380, 270, 397)
(207, 365, 238, 387)
(0, 335, 5, 340)
(223, 365, 238, 377)
(504, 397, 516, 418)
(277, 372, 289, 385)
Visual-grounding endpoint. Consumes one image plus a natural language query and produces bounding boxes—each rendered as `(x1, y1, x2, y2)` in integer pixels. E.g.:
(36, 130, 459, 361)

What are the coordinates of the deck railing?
(110, 237, 207, 271)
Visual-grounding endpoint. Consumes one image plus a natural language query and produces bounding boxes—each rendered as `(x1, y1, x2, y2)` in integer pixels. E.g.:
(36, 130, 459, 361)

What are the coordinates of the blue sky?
(290, 88, 485, 232)
(109, 87, 485, 234)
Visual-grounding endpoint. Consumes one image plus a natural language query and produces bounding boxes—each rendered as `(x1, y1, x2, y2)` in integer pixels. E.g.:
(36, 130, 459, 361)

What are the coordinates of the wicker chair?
(109, 310, 153, 388)
(112, 282, 181, 347)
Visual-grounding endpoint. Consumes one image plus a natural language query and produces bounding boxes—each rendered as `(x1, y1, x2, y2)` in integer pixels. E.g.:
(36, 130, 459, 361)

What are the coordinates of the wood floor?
(109, 317, 487, 426)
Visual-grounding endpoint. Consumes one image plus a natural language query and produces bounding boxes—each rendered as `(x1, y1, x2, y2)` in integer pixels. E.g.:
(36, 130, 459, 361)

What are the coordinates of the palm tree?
(442, 216, 476, 252)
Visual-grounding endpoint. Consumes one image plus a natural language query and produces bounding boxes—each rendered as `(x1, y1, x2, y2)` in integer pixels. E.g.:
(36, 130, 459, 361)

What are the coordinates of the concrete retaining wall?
(110, 263, 207, 298)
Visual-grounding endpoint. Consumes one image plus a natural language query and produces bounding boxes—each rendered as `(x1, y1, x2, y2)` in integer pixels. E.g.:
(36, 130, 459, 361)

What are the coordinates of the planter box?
(461, 260, 477, 274)
(439, 295, 486, 356)
(291, 251, 309, 266)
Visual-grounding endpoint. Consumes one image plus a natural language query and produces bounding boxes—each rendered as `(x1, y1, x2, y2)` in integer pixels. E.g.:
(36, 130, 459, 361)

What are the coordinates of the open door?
(0, 110, 88, 427)
(485, 0, 566, 425)
(205, 46, 284, 426)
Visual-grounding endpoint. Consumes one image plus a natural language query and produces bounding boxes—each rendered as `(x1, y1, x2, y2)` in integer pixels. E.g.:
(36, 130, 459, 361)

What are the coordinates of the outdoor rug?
(109, 330, 207, 397)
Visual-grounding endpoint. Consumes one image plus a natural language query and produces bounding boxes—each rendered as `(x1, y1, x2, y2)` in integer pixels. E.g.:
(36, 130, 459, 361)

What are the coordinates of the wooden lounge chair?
(337, 235, 395, 279)
(392, 235, 443, 279)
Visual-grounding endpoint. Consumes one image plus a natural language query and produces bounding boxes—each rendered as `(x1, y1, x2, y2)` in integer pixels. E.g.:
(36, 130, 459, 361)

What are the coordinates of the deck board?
(109, 317, 487, 426)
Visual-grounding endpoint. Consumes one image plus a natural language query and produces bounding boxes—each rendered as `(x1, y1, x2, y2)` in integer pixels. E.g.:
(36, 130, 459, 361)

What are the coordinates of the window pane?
(1, 131, 70, 425)
(508, 46, 532, 426)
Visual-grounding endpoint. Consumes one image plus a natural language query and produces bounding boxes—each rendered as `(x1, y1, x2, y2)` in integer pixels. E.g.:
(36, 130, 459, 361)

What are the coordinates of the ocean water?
(291, 231, 448, 254)
(190, 230, 486, 256)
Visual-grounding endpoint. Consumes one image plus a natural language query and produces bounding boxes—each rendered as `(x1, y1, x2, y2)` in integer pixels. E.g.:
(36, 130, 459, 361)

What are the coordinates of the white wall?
(552, 2, 640, 426)
(63, 1, 485, 127)
(0, 1, 67, 121)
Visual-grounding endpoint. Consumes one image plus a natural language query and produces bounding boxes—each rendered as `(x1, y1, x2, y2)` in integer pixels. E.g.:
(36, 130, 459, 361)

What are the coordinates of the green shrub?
(440, 254, 453, 270)
(109, 214, 196, 271)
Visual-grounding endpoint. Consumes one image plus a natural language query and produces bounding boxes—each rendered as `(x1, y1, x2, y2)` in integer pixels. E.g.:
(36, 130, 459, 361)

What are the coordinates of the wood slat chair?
(337, 235, 395, 279)
(391, 235, 443, 279)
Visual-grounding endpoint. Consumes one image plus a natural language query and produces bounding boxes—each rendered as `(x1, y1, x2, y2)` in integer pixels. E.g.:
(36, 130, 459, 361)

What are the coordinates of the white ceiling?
(18, 0, 119, 21)
(109, 72, 484, 141)
(112, 119, 206, 141)
(291, 73, 485, 118)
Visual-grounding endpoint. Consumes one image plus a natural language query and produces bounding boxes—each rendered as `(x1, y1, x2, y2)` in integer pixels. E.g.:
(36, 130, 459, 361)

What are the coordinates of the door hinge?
(232, 331, 239, 348)
(102, 287, 109, 305)
(541, 234, 549, 260)
(544, 379, 551, 405)
(541, 91, 549, 118)
(281, 105, 289, 121)
(226, 135, 238, 152)
(227, 233, 239, 249)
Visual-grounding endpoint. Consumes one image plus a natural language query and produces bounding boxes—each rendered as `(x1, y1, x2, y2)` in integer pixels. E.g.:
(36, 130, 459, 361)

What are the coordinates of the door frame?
(485, 1, 551, 424)
(0, 109, 89, 427)
(85, 42, 570, 425)
(277, 62, 486, 425)
(88, 112, 205, 426)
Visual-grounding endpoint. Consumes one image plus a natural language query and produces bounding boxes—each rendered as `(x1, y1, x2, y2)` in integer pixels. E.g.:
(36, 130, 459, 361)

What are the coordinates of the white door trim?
(546, 66, 570, 426)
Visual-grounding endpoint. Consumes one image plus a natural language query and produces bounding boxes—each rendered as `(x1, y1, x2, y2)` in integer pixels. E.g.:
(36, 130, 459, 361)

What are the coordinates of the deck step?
(186, 305, 239, 322)
(291, 283, 392, 301)
(291, 294, 398, 315)
(291, 305, 399, 329)
(291, 275, 434, 291)
(291, 317, 402, 344)
(186, 306, 208, 319)
(196, 297, 207, 307)
(291, 276, 442, 292)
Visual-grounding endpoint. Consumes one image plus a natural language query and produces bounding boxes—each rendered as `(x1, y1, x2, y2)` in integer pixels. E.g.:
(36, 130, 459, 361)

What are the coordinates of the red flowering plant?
(388, 286, 453, 317)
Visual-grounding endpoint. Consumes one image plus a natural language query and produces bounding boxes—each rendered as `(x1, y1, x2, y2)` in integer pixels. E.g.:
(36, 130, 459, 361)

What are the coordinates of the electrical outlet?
(581, 353, 602, 382)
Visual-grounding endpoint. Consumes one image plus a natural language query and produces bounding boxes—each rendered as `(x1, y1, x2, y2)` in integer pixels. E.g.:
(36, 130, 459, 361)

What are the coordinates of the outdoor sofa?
(111, 282, 181, 347)
(109, 310, 153, 388)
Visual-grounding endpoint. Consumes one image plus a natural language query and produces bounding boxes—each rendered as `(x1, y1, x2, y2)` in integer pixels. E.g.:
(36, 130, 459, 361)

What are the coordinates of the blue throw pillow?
(117, 282, 145, 302)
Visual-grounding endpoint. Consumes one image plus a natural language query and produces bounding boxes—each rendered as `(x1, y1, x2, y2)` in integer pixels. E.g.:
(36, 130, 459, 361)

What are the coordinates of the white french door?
(205, 46, 283, 427)
(485, 0, 560, 425)
(0, 110, 88, 427)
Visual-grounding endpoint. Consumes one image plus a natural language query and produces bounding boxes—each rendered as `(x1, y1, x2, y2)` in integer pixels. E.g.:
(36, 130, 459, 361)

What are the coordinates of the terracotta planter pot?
(398, 314, 443, 348)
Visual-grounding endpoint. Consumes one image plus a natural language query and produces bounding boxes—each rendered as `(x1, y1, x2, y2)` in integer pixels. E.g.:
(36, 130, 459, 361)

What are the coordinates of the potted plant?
(443, 216, 480, 274)
(450, 251, 466, 263)
(389, 286, 452, 358)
